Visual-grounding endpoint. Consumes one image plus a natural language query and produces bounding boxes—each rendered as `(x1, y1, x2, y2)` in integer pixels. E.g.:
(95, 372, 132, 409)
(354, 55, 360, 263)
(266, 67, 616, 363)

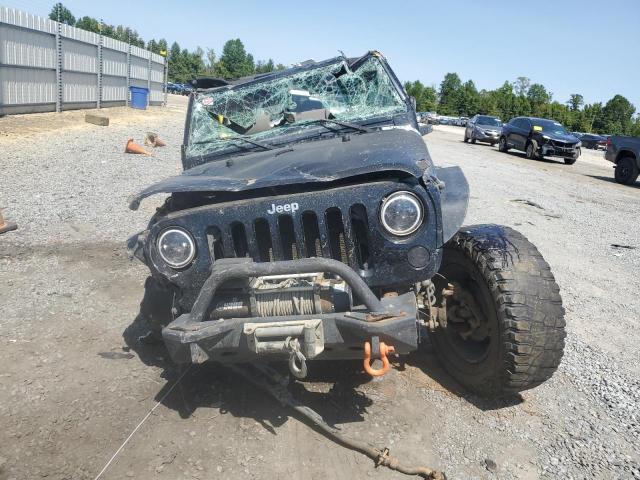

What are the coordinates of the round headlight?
(157, 228, 196, 268)
(380, 191, 424, 236)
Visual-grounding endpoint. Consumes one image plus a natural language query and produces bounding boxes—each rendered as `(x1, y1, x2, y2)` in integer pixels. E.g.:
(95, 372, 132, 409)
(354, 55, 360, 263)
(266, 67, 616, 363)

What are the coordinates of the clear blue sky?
(5, 0, 640, 109)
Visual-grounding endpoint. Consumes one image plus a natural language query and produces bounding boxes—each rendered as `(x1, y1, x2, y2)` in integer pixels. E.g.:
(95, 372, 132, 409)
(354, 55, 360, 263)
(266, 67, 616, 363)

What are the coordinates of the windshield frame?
(476, 115, 502, 127)
(181, 52, 413, 169)
(533, 119, 569, 135)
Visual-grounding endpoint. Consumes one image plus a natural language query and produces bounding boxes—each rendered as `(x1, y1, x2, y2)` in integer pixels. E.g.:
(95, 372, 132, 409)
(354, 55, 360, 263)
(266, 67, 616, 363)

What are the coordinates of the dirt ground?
(0, 99, 638, 480)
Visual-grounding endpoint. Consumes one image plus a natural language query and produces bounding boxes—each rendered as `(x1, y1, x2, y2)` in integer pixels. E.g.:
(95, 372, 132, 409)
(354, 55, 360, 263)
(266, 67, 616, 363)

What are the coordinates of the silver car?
(464, 115, 503, 145)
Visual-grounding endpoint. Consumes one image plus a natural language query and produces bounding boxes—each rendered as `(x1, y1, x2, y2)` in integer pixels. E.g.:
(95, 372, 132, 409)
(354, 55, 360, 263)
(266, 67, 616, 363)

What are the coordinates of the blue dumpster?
(129, 86, 149, 110)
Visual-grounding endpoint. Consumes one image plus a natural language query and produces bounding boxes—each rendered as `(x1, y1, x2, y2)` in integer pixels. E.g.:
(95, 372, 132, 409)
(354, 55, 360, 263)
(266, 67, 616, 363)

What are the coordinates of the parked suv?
(464, 115, 502, 145)
(499, 117, 581, 164)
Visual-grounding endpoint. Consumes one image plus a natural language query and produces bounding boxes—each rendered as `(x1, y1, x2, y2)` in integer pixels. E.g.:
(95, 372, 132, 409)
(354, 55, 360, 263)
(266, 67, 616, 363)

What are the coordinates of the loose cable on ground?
(227, 364, 446, 480)
(93, 366, 192, 480)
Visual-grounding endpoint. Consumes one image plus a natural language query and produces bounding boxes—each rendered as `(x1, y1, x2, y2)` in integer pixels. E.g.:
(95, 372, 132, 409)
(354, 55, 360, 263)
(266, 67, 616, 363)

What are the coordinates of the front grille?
(549, 140, 576, 153)
(206, 203, 374, 271)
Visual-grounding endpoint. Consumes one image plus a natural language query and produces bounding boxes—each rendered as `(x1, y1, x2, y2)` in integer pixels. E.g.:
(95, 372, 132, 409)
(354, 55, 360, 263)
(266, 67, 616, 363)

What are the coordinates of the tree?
(438, 73, 462, 115)
(404, 81, 437, 112)
(527, 84, 551, 116)
(456, 80, 479, 116)
(567, 94, 584, 112)
(218, 39, 255, 78)
(255, 59, 275, 74)
(595, 95, 635, 134)
(514, 76, 530, 97)
(49, 3, 75, 25)
(75, 16, 100, 33)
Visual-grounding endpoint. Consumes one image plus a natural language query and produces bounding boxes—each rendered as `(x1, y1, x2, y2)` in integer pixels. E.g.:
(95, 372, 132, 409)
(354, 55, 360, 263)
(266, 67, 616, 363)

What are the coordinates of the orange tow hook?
(363, 340, 395, 377)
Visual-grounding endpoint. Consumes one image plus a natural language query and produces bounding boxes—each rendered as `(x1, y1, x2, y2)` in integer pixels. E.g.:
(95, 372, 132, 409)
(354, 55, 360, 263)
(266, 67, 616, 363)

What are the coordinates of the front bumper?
(473, 130, 500, 142)
(541, 144, 580, 158)
(162, 257, 420, 364)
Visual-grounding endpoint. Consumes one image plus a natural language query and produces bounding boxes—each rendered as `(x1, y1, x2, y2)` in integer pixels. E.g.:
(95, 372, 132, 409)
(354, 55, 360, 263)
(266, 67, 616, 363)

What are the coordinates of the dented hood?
(129, 128, 429, 210)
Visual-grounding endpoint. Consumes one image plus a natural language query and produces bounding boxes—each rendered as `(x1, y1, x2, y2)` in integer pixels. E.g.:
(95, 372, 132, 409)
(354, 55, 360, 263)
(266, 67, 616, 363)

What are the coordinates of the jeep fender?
(431, 166, 469, 244)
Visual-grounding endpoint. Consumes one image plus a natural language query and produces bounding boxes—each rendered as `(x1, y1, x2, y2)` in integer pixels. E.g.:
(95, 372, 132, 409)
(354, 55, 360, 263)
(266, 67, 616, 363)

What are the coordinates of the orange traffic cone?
(143, 132, 167, 147)
(125, 139, 151, 155)
(0, 209, 17, 235)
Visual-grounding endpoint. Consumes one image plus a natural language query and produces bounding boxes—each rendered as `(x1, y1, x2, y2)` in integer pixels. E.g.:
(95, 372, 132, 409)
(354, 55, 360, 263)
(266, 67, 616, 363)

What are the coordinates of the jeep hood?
(129, 128, 430, 210)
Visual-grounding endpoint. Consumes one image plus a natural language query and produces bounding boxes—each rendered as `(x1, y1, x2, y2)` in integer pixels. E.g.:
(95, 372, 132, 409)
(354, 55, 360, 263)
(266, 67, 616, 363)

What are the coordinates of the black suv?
(464, 115, 503, 145)
(499, 117, 581, 164)
(128, 52, 565, 396)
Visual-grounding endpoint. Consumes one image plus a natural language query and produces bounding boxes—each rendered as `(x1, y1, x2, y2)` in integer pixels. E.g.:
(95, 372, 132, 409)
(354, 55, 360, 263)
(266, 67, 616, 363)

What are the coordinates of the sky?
(4, 0, 640, 109)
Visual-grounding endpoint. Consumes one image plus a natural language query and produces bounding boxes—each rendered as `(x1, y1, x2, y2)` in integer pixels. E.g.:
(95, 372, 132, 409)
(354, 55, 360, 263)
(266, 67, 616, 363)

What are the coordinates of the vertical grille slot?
(277, 215, 298, 260)
(206, 227, 224, 261)
(302, 211, 322, 258)
(350, 204, 372, 270)
(254, 218, 273, 262)
(326, 208, 348, 264)
(230, 222, 248, 258)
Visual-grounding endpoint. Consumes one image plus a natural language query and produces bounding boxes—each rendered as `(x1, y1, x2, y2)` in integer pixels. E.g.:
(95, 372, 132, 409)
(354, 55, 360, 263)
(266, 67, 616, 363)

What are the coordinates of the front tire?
(526, 142, 538, 160)
(431, 225, 565, 397)
(614, 156, 639, 185)
(498, 136, 509, 152)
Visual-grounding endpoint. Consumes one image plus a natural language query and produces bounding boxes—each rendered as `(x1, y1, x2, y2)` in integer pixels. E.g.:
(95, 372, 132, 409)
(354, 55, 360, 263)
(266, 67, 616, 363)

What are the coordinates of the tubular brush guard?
(161, 257, 419, 364)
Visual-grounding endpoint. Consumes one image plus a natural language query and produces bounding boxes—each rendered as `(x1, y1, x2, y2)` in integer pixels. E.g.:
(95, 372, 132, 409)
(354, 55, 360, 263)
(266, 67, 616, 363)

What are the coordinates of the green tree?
(218, 39, 255, 78)
(438, 73, 462, 115)
(255, 59, 275, 74)
(567, 94, 584, 112)
(514, 76, 530, 97)
(527, 84, 551, 116)
(456, 80, 479, 116)
(49, 3, 75, 25)
(595, 95, 635, 134)
(75, 16, 100, 33)
(404, 81, 437, 112)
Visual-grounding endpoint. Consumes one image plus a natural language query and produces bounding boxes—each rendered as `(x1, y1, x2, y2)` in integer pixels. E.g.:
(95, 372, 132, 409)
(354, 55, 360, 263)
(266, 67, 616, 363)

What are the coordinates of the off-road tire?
(431, 225, 565, 397)
(498, 136, 509, 152)
(614, 156, 639, 185)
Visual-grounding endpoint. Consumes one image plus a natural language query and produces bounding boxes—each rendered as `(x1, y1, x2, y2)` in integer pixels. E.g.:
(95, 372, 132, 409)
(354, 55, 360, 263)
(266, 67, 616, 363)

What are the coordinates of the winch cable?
(227, 364, 446, 480)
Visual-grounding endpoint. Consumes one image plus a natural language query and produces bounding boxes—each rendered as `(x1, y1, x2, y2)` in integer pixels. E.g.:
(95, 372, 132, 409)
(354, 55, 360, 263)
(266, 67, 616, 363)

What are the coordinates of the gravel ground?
(0, 102, 638, 480)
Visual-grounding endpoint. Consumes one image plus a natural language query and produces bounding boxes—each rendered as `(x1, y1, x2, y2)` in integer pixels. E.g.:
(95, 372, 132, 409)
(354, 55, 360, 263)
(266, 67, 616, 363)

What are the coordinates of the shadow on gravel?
(586, 175, 640, 189)
(123, 284, 375, 428)
(405, 349, 525, 412)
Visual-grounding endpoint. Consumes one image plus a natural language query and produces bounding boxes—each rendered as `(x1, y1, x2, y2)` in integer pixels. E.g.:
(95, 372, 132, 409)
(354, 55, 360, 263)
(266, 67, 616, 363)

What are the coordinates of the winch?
(208, 273, 352, 320)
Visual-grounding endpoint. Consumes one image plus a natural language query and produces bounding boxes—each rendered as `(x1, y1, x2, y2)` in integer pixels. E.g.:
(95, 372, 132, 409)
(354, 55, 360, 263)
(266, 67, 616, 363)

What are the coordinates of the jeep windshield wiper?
(218, 136, 275, 151)
(304, 118, 373, 133)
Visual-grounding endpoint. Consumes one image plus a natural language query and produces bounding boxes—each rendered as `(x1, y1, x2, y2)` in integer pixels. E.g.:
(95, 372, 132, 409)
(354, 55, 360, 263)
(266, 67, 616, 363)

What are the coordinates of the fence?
(0, 6, 167, 115)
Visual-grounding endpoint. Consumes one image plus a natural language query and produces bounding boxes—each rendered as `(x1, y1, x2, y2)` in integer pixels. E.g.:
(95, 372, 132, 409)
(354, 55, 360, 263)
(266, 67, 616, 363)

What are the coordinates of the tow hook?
(363, 336, 395, 377)
(285, 337, 308, 379)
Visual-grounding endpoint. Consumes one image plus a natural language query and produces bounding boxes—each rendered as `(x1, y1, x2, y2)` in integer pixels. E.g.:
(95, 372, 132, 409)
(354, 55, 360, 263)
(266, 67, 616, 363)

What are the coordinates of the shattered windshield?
(186, 56, 408, 158)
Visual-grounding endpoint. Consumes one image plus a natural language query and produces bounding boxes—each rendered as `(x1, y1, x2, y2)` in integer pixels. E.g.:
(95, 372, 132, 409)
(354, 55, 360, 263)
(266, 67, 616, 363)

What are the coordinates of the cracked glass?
(186, 56, 407, 159)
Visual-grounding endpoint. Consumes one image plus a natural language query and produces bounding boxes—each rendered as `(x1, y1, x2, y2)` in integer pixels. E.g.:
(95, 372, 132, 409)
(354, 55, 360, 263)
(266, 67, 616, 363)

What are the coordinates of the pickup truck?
(605, 136, 640, 185)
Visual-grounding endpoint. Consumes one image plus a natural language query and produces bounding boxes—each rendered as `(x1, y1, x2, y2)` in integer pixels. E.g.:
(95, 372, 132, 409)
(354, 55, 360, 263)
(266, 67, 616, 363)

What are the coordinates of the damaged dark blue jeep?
(128, 51, 565, 396)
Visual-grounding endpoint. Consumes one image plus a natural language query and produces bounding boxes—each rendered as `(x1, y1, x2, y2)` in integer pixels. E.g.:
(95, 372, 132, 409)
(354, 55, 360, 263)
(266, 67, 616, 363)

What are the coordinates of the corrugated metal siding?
(0, 6, 56, 34)
(102, 49, 127, 77)
(102, 75, 127, 101)
(0, 6, 165, 114)
(0, 67, 56, 105)
(0, 25, 56, 68)
(62, 39, 97, 73)
(130, 56, 149, 80)
(62, 71, 96, 102)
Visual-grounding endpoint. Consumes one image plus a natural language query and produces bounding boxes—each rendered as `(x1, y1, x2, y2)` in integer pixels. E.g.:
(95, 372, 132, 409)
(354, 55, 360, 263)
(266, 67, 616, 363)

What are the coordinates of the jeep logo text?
(267, 202, 299, 215)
